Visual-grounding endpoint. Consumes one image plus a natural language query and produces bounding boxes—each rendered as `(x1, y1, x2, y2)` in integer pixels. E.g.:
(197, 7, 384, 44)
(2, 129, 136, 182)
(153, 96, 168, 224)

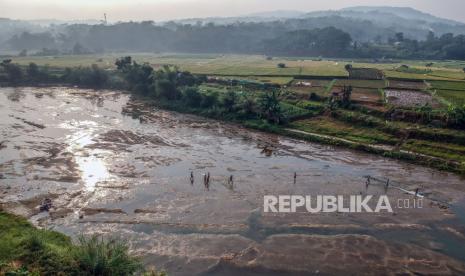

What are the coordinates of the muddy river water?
(1, 87, 465, 275)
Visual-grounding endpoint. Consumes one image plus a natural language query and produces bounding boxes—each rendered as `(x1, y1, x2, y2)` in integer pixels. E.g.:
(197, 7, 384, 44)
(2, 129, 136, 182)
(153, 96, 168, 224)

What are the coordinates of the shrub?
(0, 61, 23, 84)
(62, 65, 109, 88)
(74, 235, 142, 276)
(221, 90, 238, 112)
(0, 212, 144, 276)
(201, 91, 219, 108)
(183, 87, 202, 107)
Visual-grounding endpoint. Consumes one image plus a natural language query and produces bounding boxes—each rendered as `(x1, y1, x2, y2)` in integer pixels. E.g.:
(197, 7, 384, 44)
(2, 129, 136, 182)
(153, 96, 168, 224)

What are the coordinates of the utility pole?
(102, 13, 107, 25)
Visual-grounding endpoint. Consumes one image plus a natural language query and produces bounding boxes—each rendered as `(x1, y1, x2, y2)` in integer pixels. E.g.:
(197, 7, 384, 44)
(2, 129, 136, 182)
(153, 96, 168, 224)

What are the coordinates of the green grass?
(334, 79, 386, 89)
(7, 53, 465, 82)
(280, 102, 313, 120)
(429, 80, 465, 91)
(402, 140, 465, 163)
(290, 116, 399, 145)
(0, 212, 144, 275)
(234, 76, 294, 85)
(198, 83, 229, 94)
(436, 90, 465, 106)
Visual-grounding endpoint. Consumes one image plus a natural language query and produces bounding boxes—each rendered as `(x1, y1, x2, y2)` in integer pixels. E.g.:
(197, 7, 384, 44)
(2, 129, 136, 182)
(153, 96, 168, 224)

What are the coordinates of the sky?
(1, 0, 465, 23)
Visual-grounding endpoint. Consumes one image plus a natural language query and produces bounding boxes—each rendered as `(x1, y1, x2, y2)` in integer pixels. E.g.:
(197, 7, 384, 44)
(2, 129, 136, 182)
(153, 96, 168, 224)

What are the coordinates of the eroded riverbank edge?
(127, 94, 465, 176)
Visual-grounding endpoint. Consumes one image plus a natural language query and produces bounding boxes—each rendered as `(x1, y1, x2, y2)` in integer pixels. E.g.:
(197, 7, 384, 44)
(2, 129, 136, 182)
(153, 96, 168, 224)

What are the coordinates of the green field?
(7, 54, 465, 81)
(436, 90, 465, 106)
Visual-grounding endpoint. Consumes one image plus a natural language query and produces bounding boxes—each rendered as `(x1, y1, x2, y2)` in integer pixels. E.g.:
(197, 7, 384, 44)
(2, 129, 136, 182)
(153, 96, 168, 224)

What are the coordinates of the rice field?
(5, 53, 465, 108)
(7, 53, 465, 80)
(436, 90, 465, 106)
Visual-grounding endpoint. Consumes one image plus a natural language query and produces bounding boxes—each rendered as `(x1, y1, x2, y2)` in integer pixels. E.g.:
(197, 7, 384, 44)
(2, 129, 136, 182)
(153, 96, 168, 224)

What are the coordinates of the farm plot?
(289, 79, 332, 98)
(291, 116, 398, 145)
(429, 80, 465, 91)
(436, 90, 465, 106)
(335, 79, 386, 89)
(387, 80, 427, 90)
(349, 88, 383, 104)
(385, 90, 440, 107)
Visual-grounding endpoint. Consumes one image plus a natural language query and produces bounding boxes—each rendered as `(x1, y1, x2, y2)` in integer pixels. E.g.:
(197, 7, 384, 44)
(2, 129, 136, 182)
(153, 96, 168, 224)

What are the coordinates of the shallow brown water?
(1, 87, 465, 275)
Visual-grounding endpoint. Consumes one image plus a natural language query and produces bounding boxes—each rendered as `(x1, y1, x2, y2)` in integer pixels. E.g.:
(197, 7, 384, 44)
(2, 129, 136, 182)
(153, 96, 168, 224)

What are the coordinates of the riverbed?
(1, 87, 465, 275)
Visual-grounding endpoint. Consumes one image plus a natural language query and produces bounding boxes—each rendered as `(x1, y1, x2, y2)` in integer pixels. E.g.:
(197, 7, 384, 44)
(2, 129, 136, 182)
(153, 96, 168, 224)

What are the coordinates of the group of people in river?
(190, 171, 235, 190)
(189, 171, 299, 190)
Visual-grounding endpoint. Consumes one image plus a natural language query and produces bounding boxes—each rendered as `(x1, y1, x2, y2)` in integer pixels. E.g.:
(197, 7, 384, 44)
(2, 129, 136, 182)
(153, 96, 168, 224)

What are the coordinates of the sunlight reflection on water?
(65, 121, 111, 192)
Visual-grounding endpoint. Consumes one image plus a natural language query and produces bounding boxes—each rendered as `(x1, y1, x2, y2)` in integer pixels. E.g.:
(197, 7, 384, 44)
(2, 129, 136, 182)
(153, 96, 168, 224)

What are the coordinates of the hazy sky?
(1, 0, 465, 23)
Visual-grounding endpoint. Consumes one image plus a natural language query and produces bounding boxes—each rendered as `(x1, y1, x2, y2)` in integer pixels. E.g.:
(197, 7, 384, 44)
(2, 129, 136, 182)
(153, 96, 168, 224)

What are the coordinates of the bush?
(201, 91, 219, 108)
(221, 90, 238, 112)
(62, 64, 109, 88)
(74, 235, 142, 276)
(0, 61, 23, 84)
(183, 87, 202, 107)
(0, 212, 143, 276)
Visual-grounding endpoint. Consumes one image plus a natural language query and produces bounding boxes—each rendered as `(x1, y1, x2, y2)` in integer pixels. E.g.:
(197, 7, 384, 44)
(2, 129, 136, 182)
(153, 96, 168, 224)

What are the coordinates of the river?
(1, 87, 465, 275)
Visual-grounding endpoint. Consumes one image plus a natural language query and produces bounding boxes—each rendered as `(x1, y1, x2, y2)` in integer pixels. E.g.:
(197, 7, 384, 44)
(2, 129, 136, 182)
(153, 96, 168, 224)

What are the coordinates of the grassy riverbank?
(0, 211, 164, 275)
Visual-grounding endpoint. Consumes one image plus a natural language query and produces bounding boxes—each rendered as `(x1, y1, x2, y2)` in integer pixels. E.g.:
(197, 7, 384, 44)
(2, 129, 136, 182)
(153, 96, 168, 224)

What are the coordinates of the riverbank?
(132, 96, 465, 175)
(0, 211, 144, 275)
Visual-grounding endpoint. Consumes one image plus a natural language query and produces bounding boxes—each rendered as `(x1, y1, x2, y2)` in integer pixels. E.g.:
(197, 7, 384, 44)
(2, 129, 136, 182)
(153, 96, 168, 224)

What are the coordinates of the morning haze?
(1, 0, 465, 23)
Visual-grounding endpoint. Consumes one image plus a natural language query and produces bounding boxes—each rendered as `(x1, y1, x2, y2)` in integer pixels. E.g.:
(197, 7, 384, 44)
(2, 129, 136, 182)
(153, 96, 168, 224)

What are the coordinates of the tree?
(18, 49, 27, 57)
(221, 90, 238, 112)
(259, 89, 283, 124)
(277, 63, 286, 68)
(73, 43, 91, 55)
(1, 61, 23, 84)
(115, 56, 132, 71)
(183, 87, 202, 107)
(177, 71, 199, 86)
(426, 31, 436, 43)
(152, 65, 182, 100)
(26, 62, 40, 82)
(241, 93, 257, 115)
(88, 64, 108, 88)
(201, 92, 218, 108)
(264, 27, 352, 57)
(341, 85, 352, 107)
(446, 104, 465, 128)
(122, 61, 154, 95)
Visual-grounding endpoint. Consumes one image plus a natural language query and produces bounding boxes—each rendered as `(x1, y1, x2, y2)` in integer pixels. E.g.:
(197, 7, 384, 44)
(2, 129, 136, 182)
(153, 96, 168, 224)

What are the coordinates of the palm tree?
(259, 89, 284, 124)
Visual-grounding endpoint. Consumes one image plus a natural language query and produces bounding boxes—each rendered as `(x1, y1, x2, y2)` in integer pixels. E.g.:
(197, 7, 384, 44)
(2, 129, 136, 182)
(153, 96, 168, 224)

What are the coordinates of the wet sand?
(1, 87, 465, 275)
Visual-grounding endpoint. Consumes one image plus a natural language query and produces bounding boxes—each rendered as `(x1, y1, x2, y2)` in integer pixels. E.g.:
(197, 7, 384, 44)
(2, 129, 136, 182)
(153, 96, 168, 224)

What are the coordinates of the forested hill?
(1, 6, 465, 60)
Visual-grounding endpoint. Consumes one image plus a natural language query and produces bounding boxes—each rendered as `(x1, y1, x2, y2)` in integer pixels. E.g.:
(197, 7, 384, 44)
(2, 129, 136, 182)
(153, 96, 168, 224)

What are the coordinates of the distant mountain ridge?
(1, 6, 465, 48)
(340, 6, 464, 25)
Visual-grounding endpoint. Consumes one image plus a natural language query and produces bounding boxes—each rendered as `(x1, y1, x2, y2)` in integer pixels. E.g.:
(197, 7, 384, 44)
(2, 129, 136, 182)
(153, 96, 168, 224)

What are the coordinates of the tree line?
(0, 57, 289, 125)
(5, 20, 465, 60)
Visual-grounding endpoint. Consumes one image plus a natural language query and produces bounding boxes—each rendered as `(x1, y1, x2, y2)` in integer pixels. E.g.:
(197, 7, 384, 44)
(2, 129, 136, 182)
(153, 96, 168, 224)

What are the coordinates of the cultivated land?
(8, 53, 465, 80)
(2, 53, 465, 173)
